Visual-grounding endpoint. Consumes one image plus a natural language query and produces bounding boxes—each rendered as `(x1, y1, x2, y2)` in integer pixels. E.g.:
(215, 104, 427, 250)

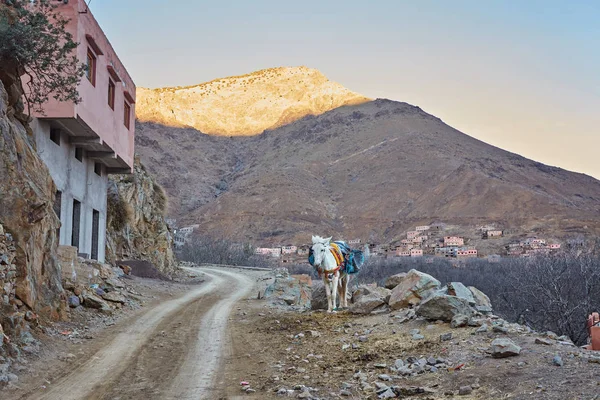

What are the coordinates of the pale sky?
(92, 0, 600, 179)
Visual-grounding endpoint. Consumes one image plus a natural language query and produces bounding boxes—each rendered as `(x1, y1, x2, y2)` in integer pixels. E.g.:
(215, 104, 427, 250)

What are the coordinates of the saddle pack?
(308, 241, 365, 274)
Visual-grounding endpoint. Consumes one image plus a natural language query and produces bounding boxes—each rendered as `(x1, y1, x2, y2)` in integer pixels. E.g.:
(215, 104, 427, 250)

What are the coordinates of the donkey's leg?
(324, 276, 333, 312)
(332, 273, 339, 311)
(341, 274, 349, 308)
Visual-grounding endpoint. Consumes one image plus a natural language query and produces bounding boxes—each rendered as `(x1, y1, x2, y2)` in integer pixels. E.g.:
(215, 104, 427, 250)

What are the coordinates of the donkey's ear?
(326, 236, 332, 244)
(312, 235, 317, 243)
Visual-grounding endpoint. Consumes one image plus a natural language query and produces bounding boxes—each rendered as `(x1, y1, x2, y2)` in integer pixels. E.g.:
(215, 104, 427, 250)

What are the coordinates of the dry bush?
(152, 181, 168, 214)
(359, 252, 600, 346)
(106, 182, 132, 232)
(178, 235, 276, 268)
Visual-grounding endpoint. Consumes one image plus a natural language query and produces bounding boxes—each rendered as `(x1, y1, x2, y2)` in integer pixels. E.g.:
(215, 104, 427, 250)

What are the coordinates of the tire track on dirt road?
(23, 267, 255, 400)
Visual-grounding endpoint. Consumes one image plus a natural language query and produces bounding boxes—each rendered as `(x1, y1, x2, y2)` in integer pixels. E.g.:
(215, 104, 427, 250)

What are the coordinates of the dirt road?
(21, 267, 256, 400)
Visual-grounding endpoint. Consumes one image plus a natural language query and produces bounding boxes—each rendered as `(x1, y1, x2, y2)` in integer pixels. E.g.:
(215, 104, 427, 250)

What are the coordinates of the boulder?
(468, 286, 493, 313)
(416, 294, 473, 321)
(81, 291, 111, 312)
(450, 314, 470, 328)
(384, 273, 407, 290)
(447, 282, 475, 305)
(388, 270, 441, 310)
(350, 285, 391, 314)
(311, 282, 328, 310)
(67, 296, 80, 308)
(490, 338, 521, 358)
(264, 275, 311, 309)
(101, 291, 126, 304)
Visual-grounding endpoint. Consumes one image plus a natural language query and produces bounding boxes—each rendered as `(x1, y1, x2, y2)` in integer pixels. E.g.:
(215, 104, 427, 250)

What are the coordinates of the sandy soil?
(9, 266, 262, 400)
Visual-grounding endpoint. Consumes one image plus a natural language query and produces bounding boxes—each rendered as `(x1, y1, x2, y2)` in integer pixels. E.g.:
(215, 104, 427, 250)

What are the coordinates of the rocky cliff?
(106, 157, 176, 277)
(0, 75, 66, 353)
(136, 66, 370, 136)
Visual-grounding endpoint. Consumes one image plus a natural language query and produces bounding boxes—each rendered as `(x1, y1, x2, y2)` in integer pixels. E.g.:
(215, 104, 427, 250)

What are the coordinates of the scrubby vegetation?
(178, 235, 277, 268)
(353, 251, 600, 346)
(0, 0, 85, 113)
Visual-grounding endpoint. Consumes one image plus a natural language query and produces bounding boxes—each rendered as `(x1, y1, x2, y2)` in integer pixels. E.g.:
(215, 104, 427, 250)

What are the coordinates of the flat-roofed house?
(31, 0, 135, 262)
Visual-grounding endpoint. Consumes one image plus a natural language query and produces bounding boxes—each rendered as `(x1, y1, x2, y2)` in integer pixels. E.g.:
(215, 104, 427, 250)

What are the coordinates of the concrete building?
(484, 230, 503, 239)
(410, 249, 423, 257)
(444, 236, 464, 247)
(31, 0, 135, 262)
(407, 231, 420, 239)
(173, 225, 199, 248)
(281, 245, 298, 255)
(415, 225, 430, 232)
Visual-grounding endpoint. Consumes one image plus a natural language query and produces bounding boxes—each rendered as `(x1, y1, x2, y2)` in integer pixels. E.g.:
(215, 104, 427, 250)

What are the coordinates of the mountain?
(135, 69, 600, 245)
(136, 66, 370, 136)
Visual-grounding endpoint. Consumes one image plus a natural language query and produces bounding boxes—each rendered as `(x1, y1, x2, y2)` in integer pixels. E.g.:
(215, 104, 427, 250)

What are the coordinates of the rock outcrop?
(350, 285, 391, 314)
(105, 157, 176, 277)
(388, 270, 441, 310)
(0, 76, 65, 322)
(136, 66, 370, 136)
(264, 273, 312, 309)
(416, 294, 474, 322)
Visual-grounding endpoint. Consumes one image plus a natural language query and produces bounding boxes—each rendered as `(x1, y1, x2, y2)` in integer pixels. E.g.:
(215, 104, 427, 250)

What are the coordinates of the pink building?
(484, 230, 503, 238)
(407, 231, 420, 239)
(30, 0, 135, 262)
(397, 250, 411, 257)
(410, 249, 423, 257)
(457, 249, 477, 258)
(444, 236, 464, 247)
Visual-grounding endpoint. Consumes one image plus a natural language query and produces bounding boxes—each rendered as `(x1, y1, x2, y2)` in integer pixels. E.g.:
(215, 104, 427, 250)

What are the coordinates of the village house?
(548, 243, 561, 249)
(410, 249, 423, 257)
(415, 225, 430, 232)
(397, 250, 411, 257)
(31, 0, 136, 262)
(407, 231, 420, 239)
(297, 247, 309, 256)
(281, 245, 298, 255)
(484, 230, 503, 239)
(348, 239, 361, 245)
(435, 247, 457, 257)
(444, 236, 464, 247)
(173, 225, 199, 248)
(457, 248, 478, 258)
(255, 248, 281, 258)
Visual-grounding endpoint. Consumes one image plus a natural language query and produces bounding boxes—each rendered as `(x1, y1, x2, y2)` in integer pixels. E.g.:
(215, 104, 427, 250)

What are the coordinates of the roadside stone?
(384, 273, 407, 289)
(490, 338, 521, 358)
(378, 388, 396, 399)
(378, 374, 391, 381)
(67, 295, 80, 308)
(311, 282, 327, 310)
(388, 269, 441, 310)
(446, 282, 475, 305)
(552, 355, 563, 366)
(468, 286, 493, 313)
(394, 359, 405, 369)
(297, 391, 312, 398)
(476, 324, 489, 333)
(493, 325, 508, 334)
(440, 332, 452, 342)
(374, 382, 389, 390)
(416, 294, 473, 321)
(350, 285, 391, 314)
(412, 333, 424, 340)
(535, 338, 553, 345)
(458, 386, 473, 395)
(101, 291, 126, 304)
(451, 314, 470, 328)
(81, 291, 112, 311)
(340, 390, 352, 397)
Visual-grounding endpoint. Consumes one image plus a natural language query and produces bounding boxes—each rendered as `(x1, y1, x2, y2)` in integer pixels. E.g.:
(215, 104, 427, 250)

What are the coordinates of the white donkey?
(311, 235, 350, 312)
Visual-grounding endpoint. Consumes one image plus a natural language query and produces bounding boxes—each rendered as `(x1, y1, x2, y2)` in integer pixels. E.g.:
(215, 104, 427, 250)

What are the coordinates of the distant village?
(169, 221, 576, 265)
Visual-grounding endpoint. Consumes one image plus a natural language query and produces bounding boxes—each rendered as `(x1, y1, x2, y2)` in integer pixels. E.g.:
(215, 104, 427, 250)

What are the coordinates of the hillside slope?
(136, 97, 600, 245)
(136, 66, 370, 135)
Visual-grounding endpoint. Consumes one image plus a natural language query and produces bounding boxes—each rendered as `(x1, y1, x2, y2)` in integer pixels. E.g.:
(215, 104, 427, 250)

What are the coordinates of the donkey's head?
(311, 235, 332, 267)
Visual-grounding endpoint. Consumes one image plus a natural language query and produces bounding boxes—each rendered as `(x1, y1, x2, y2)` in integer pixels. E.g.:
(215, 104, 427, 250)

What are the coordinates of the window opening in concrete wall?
(108, 79, 115, 109)
(50, 129, 61, 145)
(54, 190, 62, 239)
(91, 209, 99, 260)
(86, 48, 96, 86)
(94, 163, 102, 176)
(124, 101, 131, 129)
(72, 199, 81, 248)
(75, 148, 83, 162)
